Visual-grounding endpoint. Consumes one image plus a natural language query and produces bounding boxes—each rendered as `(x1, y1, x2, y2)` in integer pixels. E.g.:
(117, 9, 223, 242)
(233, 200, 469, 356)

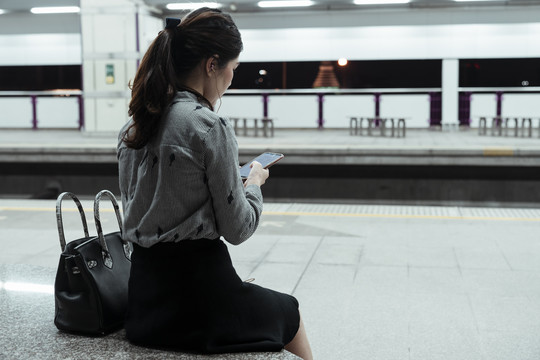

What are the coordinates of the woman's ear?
(204, 57, 214, 77)
(205, 55, 219, 76)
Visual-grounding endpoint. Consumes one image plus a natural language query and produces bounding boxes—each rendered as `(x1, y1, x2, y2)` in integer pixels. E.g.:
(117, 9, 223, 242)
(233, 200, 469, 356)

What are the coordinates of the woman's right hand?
(244, 161, 269, 187)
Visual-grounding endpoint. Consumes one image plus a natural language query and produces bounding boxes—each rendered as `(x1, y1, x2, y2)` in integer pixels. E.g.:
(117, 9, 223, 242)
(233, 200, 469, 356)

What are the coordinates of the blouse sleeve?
(203, 116, 263, 245)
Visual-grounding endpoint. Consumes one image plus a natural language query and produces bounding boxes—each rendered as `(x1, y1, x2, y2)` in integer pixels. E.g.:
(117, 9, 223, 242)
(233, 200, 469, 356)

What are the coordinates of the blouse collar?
(176, 88, 214, 111)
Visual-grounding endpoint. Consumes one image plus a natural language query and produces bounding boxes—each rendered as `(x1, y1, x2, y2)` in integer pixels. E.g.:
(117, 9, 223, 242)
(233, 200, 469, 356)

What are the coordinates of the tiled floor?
(1, 199, 540, 359)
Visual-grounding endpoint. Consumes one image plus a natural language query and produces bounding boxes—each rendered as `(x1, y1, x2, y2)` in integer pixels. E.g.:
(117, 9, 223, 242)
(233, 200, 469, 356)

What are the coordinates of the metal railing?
(0, 90, 83, 130)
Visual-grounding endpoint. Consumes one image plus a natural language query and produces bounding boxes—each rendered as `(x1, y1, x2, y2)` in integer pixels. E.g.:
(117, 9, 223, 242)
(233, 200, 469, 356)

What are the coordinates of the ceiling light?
(30, 6, 80, 14)
(353, 0, 410, 5)
(257, 1, 315, 8)
(0, 9, 7, 15)
(166, 2, 222, 10)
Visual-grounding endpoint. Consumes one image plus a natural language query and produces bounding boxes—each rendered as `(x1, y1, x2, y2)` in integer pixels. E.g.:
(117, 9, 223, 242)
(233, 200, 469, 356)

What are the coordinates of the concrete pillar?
(80, 0, 161, 133)
(441, 58, 459, 126)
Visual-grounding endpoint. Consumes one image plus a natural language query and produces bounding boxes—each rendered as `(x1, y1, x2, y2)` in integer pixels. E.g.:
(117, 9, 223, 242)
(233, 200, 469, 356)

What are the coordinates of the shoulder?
(161, 92, 234, 151)
(165, 92, 216, 130)
(169, 96, 229, 130)
(117, 120, 132, 151)
(168, 92, 233, 135)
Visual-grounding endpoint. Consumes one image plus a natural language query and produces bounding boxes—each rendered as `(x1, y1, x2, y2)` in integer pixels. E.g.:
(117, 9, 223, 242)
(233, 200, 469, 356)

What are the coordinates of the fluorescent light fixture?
(0, 281, 54, 294)
(258, 1, 315, 8)
(166, 2, 222, 10)
(354, 0, 410, 4)
(30, 6, 80, 14)
(0, 9, 7, 15)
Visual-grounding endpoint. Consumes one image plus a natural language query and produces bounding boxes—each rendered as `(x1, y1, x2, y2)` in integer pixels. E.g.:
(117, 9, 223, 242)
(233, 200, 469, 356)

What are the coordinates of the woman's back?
(118, 90, 263, 248)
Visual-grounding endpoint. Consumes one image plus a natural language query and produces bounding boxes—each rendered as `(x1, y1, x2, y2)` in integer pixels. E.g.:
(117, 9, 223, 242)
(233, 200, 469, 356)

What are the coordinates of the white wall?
(268, 95, 320, 128)
(379, 94, 431, 128)
(37, 97, 80, 128)
(324, 95, 374, 128)
(441, 59, 459, 125)
(80, 0, 162, 132)
(139, 13, 164, 53)
(502, 94, 540, 118)
(233, 5, 540, 30)
(468, 93, 540, 127)
(239, 23, 540, 62)
(0, 96, 81, 129)
(219, 95, 264, 119)
(0, 12, 80, 66)
(0, 34, 81, 66)
(2, 9, 540, 65)
(221, 93, 432, 129)
(0, 10, 160, 67)
(470, 94, 497, 127)
(0, 98, 33, 128)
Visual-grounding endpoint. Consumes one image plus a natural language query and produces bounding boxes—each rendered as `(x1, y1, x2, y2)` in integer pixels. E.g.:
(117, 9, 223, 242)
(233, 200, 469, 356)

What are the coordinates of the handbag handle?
(94, 190, 131, 267)
(56, 192, 90, 252)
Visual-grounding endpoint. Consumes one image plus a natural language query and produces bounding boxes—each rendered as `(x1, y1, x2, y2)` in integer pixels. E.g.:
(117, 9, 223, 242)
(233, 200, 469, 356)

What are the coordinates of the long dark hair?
(123, 8, 243, 149)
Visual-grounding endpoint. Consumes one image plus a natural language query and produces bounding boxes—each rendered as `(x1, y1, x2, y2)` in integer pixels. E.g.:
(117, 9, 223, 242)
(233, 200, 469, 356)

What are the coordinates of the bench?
(0, 263, 300, 359)
(349, 116, 406, 137)
(478, 116, 538, 137)
(230, 117, 275, 137)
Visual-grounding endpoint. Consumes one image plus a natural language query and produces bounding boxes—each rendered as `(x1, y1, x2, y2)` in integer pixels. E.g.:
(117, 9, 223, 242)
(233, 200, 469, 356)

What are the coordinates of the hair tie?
(165, 17, 181, 29)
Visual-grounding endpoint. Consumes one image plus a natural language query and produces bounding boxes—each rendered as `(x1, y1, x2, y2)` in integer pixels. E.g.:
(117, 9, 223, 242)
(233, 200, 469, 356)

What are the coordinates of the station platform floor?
(0, 127, 539, 166)
(1, 199, 540, 359)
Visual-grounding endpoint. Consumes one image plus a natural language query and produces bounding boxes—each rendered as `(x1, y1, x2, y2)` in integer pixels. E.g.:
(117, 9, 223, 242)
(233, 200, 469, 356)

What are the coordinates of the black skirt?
(125, 239, 300, 354)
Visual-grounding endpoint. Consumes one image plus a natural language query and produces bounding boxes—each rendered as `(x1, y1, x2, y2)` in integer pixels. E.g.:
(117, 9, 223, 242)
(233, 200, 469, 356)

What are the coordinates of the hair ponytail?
(123, 8, 243, 149)
(123, 28, 178, 149)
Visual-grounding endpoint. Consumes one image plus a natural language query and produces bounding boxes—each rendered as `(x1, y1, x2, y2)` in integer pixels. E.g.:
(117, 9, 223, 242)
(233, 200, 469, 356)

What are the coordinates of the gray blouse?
(117, 91, 263, 247)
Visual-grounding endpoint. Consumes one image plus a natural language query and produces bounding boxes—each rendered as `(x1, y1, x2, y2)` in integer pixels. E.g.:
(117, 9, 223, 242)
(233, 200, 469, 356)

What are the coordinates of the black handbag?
(54, 190, 132, 335)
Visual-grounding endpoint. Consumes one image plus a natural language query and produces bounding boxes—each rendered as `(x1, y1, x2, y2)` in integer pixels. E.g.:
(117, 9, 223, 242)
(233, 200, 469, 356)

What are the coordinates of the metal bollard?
(397, 118, 406, 137)
(504, 117, 519, 137)
(521, 118, 532, 138)
(386, 118, 396, 137)
(358, 118, 366, 136)
(349, 117, 358, 135)
(231, 117, 239, 135)
(380, 118, 386, 137)
(262, 117, 274, 137)
(491, 117, 502, 136)
(242, 118, 248, 136)
(478, 117, 487, 136)
(367, 118, 374, 136)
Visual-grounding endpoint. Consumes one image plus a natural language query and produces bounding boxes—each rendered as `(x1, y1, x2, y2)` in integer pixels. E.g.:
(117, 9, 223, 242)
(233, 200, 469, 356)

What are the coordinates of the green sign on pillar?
(106, 64, 115, 84)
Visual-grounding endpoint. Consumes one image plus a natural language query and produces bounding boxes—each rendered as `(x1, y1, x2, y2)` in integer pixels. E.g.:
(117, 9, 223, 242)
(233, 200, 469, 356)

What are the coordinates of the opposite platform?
(0, 128, 539, 166)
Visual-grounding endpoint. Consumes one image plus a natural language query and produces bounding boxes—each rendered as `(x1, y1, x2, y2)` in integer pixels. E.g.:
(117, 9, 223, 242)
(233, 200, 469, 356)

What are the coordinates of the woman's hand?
(244, 161, 269, 187)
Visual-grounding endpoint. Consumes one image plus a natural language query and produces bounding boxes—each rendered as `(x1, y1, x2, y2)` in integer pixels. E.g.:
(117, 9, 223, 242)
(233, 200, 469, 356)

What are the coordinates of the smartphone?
(239, 152, 284, 179)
